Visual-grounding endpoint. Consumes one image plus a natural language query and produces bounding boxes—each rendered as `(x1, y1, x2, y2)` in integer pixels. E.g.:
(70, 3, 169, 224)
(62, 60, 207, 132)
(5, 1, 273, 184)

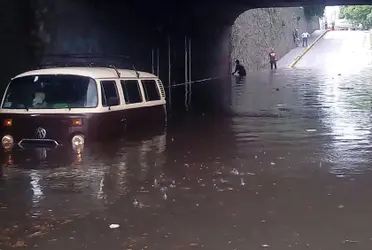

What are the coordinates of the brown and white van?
(0, 67, 166, 151)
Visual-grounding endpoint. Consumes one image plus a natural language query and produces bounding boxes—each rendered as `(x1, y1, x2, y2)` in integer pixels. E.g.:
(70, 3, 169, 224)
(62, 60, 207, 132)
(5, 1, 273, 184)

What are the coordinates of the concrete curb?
(289, 30, 330, 68)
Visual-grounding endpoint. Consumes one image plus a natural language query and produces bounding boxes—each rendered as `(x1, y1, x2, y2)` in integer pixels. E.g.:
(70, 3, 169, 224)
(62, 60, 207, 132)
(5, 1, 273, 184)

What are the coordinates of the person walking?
(232, 60, 247, 77)
(301, 31, 310, 47)
(269, 48, 277, 70)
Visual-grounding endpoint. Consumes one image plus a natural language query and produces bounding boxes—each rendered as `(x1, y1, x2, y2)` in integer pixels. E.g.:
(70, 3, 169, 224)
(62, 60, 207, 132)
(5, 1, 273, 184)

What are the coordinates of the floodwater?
(2, 68, 372, 249)
(2, 32, 372, 249)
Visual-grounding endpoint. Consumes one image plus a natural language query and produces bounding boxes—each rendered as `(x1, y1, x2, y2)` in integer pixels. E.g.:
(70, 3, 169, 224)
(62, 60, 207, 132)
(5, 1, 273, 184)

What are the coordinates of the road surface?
(277, 30, 327, 68)
(3, 31, 372, 250)
(295, 30, 372, 72)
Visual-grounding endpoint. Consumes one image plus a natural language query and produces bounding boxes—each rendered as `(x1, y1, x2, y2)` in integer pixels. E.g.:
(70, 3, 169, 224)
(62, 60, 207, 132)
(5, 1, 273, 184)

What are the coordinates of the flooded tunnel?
(2, 0, 368, 110)
(4, 0, 372, 249)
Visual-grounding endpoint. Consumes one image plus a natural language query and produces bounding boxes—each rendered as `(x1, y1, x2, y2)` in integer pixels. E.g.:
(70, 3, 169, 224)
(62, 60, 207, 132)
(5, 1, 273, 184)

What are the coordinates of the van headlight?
(1, 135, 14, 150)
(71, 134, 84, 151)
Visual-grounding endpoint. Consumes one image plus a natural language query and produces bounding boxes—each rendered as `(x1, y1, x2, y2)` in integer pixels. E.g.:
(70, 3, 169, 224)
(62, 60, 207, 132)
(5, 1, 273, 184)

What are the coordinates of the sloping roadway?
(294, 30, 372, 71)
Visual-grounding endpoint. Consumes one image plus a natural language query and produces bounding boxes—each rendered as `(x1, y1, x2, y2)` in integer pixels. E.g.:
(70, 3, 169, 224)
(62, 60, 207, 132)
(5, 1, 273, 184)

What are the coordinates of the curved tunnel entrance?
(231, 7, 320, 72)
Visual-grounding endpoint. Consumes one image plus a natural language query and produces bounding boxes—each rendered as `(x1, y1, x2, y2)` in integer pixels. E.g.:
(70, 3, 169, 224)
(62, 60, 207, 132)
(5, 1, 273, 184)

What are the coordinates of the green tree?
(340, 5, 372, 29)
(303, 5, 326, 20)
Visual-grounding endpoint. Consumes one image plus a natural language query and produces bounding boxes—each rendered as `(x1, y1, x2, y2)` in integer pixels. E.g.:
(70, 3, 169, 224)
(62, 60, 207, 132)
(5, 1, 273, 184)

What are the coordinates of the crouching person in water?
(232, 60, 247, 77)
(269, 48, 277, 70)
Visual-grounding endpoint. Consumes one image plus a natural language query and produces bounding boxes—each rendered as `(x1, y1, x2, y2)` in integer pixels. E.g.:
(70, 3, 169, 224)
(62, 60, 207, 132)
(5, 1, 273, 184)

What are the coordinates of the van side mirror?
(107, 97, 120, 106)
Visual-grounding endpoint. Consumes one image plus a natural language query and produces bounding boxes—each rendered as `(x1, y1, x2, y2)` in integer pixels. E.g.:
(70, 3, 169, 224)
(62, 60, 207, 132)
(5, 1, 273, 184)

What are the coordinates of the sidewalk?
(277, 30, 327, 68)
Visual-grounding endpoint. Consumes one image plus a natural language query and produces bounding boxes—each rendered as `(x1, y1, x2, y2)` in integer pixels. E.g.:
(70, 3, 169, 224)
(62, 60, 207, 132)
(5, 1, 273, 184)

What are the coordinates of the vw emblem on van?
(36, 127, 47, 139)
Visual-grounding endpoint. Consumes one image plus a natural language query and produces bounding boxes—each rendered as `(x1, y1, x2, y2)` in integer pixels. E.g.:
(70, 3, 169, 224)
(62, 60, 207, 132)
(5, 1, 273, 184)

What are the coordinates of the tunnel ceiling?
(131, 0, 372, 7)
(117, 0, 372, 27)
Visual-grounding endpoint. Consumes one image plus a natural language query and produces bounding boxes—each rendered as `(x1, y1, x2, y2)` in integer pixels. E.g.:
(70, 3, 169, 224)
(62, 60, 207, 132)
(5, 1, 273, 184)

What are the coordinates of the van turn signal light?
(72, 118, 82, 126)
(3, 119, 12, 127)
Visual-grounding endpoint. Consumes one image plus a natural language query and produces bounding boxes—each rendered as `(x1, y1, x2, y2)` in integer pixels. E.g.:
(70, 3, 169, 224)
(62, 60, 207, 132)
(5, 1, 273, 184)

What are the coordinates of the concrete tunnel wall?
(0, 0, 33, 91)
(0, 0, 238, 98)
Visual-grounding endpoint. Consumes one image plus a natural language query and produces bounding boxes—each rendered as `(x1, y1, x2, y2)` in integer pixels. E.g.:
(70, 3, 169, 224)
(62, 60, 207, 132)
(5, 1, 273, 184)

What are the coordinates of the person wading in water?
(269, 48, 277, 70)
(232, 60, 247, 77)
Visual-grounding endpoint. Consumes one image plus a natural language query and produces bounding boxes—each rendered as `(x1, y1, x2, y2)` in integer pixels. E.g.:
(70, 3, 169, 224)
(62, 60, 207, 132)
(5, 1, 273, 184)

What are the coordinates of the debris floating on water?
(133, 199, 139, 207)
(170, 180, 176, 188)
(230, 169, 240, 175)
(339, 87, 354, 90)
(109, 224, 120, 229)
(153, 179, 159, 187)
(14, 240, 27, 247)
(342, 239, 358, 244)
(220, 178, 228, 183)
(261, 244, 270, 248)
(240, 178, 245, 186)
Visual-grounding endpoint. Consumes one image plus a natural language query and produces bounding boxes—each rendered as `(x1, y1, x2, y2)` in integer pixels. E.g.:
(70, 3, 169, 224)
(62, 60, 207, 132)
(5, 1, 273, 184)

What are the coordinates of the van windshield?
(2, 75, 98, 109)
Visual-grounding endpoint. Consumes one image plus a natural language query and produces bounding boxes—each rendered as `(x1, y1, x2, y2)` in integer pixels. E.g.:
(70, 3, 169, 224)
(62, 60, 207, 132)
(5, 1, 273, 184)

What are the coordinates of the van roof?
(13, 67, 158, 79)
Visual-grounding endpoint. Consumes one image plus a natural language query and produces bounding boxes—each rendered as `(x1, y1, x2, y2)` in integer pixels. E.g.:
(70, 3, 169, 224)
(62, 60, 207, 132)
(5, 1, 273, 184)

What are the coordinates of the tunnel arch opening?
(230, 6, 321, 72)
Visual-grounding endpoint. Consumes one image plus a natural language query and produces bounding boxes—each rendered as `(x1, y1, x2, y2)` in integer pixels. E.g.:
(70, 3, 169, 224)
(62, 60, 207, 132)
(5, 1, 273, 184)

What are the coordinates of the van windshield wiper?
(62, 103, 72, 111)
(23, 103, 29, 111)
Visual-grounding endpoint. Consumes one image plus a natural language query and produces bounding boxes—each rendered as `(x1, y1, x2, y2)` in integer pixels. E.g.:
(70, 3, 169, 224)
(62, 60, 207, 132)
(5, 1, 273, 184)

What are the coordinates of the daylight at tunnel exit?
(3, 2, 372, 250)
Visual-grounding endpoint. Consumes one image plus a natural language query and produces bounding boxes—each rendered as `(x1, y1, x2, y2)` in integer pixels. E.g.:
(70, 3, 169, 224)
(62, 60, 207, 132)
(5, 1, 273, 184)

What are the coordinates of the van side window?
(120, 80, 143, 104)
(141, 80, 161, 101)
(101, 80, 120, 107)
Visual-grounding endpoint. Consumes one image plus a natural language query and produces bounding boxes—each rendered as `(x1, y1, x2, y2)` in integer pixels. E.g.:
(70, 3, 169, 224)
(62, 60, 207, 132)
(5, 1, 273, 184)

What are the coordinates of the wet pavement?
(296, 30, 372, 69)
(277, 30, 327, 68)
(2, 31, 372, 249)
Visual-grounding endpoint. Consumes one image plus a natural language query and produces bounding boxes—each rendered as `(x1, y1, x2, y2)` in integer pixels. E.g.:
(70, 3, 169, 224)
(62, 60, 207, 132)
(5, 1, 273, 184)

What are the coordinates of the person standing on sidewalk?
(301, 31, 311, 47)
(269, 48, 277, 70)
